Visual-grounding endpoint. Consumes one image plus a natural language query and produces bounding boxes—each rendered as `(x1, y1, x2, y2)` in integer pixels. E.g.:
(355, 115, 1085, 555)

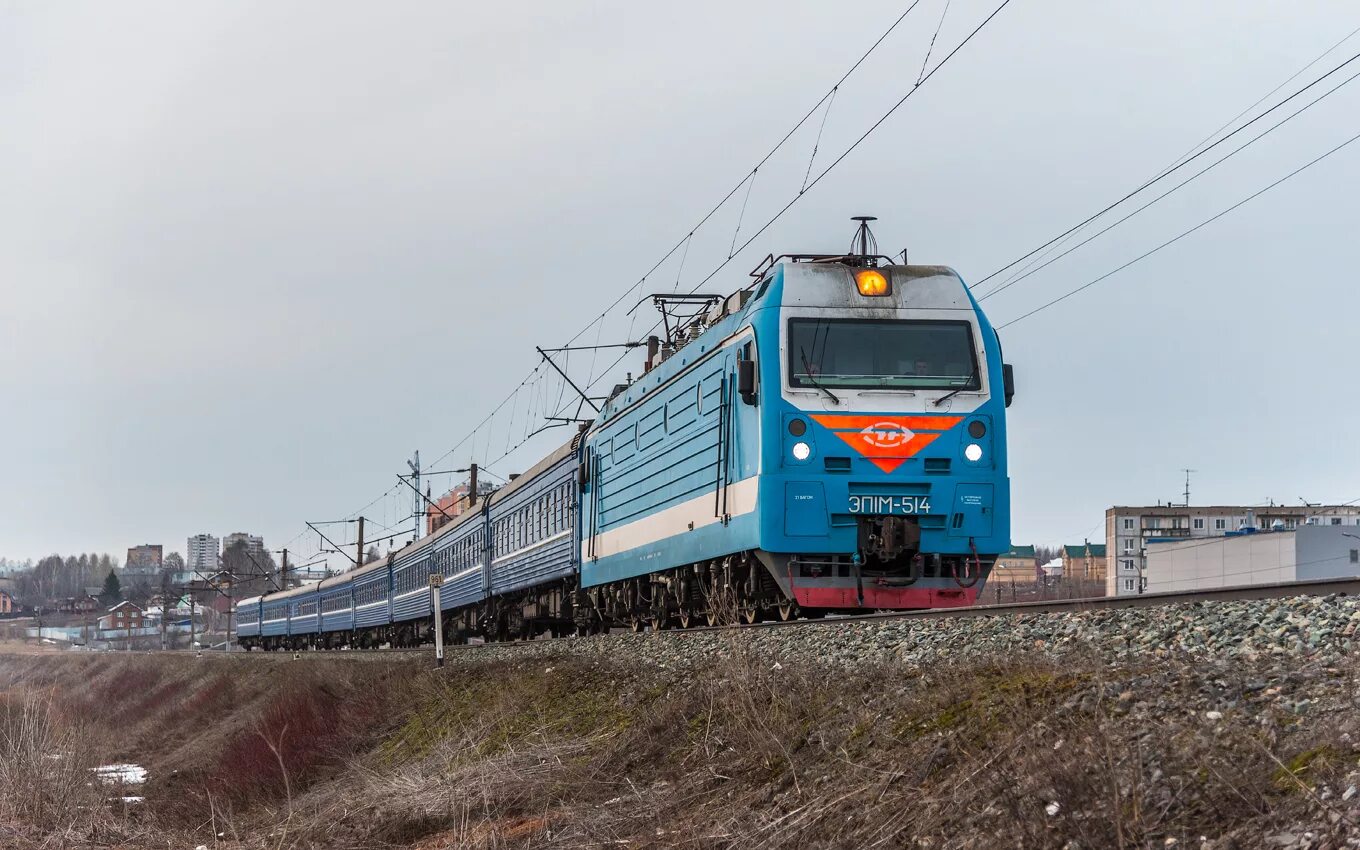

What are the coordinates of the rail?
(136, 576, 1360, 660)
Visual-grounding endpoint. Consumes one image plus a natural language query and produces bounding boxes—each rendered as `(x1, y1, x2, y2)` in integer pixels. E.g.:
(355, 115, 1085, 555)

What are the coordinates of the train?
(236, 221, 1014, 649)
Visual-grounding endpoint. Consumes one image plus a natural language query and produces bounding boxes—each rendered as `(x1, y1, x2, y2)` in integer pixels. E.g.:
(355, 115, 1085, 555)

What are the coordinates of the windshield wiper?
(798, 348, 839, 405)
(933, 384, 969, 407)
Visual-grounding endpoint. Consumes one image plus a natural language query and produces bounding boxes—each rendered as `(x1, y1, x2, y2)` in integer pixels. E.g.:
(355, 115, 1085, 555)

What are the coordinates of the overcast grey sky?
(2, 1, 1357, 567)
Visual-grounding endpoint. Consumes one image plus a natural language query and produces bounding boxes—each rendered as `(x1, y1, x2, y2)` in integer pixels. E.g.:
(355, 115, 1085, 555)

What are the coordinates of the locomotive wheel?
(740, 606, 763, 625)
(677, 608, 694, 629)
(777, 601, 798, 622)
(649, 611, 670, 632)
(628, 615, 645, 633)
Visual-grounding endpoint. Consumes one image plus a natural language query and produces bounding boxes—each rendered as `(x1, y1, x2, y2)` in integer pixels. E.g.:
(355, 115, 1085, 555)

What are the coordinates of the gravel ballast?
(430, 591, 1360, 673)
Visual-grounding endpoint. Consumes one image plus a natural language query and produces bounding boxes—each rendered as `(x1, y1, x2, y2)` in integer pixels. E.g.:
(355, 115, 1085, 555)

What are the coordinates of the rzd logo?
(860, 421, 914, 449)
(810, 413, 962, 473)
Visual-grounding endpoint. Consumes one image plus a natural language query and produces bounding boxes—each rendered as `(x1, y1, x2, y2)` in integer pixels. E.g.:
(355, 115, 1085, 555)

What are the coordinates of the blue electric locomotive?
(236, 221, 1014, 649)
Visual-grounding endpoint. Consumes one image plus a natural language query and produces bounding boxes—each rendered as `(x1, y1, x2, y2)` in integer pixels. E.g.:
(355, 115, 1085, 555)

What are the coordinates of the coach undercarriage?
(243, 544, 992, 652)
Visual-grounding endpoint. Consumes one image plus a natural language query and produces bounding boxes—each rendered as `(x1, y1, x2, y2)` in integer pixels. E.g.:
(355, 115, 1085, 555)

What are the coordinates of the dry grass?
(1, 644, 1358, 848)
(0, 692, 103, 834)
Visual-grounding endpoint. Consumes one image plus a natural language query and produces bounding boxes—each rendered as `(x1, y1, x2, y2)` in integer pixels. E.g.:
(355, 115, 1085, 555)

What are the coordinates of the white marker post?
(429, 573, 444, 668)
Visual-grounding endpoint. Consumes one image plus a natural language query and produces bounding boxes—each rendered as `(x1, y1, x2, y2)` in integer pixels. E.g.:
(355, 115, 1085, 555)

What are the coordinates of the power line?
(979, 56, 1360, 303)
(280, 0, 1014, 557)
(1156, 24, 1360, 184)
(393, 0, 992, 484)
(971, 45, 1360, 296)
(547, 0, 1016, 415)
(997, 124, 1360, 329)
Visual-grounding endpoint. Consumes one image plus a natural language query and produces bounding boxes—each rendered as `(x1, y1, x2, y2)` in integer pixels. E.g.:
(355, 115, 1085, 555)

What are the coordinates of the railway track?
(177, 576, 1360, 659)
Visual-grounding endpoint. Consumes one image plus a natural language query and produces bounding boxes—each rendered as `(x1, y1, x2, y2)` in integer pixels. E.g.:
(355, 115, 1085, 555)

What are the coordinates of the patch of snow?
(1045, 801, 1061, 817)
(93, 763, 147, 785)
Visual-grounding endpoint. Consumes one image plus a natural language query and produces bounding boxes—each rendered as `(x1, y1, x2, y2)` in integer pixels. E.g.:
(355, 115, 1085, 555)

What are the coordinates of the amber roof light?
(855, 269, 890, 296)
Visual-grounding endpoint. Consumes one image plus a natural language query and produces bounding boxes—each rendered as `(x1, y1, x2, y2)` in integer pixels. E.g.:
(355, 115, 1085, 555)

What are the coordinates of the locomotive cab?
(743, 245, 1013, 611)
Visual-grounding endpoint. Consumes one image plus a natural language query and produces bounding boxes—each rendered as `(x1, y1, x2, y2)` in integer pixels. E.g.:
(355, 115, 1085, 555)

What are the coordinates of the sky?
(2, 1, 1358, 567)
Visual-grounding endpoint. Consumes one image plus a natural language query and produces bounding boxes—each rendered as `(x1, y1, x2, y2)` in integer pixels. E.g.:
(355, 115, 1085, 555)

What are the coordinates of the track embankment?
(1, 590, 1359, 849)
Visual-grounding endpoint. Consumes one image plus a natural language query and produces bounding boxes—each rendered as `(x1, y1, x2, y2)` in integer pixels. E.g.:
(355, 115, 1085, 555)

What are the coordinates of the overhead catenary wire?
(393, 0, 981, 483)
(916, 0, 953, 85)
(980, 58, 1360, 303)
(286, 0, 1016, 563)
(997, 124, 1360, 329)
(504, 0, 1017, 465)
(984, 44, 1360, 296)
(406, 0, 939, 457)
(1153, 23, 1360, 185)
(971, 44, 1360, 296)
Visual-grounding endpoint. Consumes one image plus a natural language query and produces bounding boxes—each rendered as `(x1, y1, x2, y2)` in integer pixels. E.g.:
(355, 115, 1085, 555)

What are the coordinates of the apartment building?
(186, 534, 220, 578)
(1105, 504, 1360, 596)
(123, 544, 163, 582)
(223, 533, 265, 560)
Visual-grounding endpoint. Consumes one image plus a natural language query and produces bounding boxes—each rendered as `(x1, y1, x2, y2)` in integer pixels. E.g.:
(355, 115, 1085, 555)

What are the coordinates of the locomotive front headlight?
(792, 441, 811, 461)
(964, 443, 983, 462)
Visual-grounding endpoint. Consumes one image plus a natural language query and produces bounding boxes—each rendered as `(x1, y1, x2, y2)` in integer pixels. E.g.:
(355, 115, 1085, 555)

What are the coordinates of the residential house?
(99, 601, 144, 632)
(992, 545, 1041, 584)
(1062, 543, 1107, 581)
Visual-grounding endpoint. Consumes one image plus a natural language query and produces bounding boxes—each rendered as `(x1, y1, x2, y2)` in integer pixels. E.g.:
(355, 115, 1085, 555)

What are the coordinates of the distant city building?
(1146, 525, 1360, 593)
(1105, 504, 1360, 596)
(992, 545, 1041, 584)
(123, 544, 163, 580)
(1062, 542, 1107, 581)
(223, 533, 265, 560)
(427, 482, 495, 535)
(186, 534, 220, 577)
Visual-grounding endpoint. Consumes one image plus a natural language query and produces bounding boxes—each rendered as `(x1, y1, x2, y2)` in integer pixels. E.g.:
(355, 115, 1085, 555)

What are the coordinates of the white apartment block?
(223, 532, 265, 560)
(1105, 504, 1360, 596)
(186, 534, 220, 578)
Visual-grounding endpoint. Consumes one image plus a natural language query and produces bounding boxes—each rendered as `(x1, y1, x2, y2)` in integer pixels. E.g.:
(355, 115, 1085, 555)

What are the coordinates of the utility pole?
(407, 451, 421, 542)
(280, 549, 289, 590)
(468, 463, 479, 509)
(225, 578, 233, 653)
(356, 516, 366, 567)
(189, 592, 195, 650)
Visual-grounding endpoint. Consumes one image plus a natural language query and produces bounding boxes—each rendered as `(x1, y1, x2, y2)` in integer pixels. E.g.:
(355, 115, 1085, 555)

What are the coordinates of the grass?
(0, 643, 1357, 848)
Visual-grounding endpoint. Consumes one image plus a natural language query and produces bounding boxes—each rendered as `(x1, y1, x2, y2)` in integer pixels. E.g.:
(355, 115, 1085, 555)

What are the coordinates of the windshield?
(788, 318, 980, 390)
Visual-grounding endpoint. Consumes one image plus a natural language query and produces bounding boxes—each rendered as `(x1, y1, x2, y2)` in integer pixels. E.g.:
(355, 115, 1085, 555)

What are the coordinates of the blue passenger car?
(318, 576, 354, 636)
(235, 595, 262, 640)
